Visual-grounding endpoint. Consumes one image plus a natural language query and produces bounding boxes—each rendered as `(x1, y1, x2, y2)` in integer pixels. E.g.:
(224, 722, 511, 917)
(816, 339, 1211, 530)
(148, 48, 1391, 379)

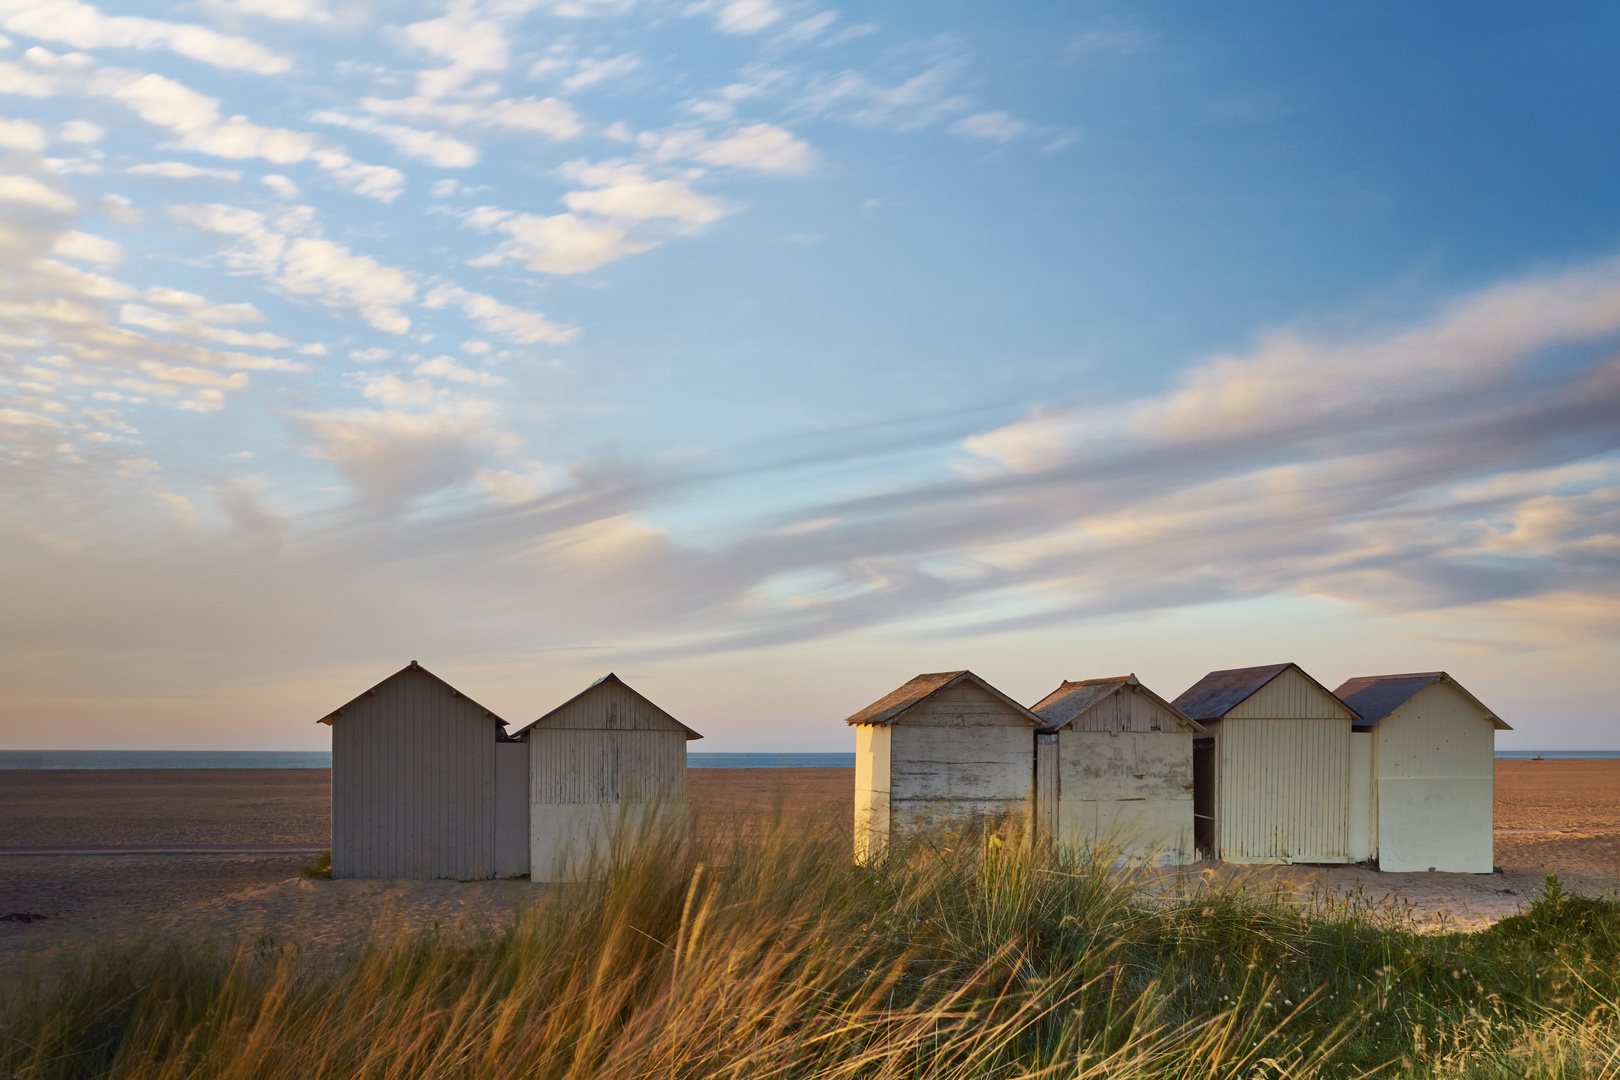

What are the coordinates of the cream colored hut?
(319, 661, 508, 881)
(1333, 672, 1508, 873)
(847, 670, 1044, 864)
(508, 674, 701, 883)
(1030, 675, 1204, 865)
(1172, 663, 1361, 865)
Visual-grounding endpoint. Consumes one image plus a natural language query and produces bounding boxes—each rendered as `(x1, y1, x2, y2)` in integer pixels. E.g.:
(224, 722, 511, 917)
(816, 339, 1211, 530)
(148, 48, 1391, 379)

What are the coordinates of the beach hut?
(1172, 663, 1360, 864)
(1030, 675, 1204, 865)
(1334, 672, 1509, 873)
(508, 674, 701, 883)
(318, 660, 506, 880)
(847, 670, 1044, 864)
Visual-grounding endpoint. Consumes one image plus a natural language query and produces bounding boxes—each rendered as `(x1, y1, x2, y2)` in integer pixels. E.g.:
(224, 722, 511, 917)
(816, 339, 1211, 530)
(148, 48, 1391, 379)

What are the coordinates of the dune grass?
(2, 817, 1618, 1079)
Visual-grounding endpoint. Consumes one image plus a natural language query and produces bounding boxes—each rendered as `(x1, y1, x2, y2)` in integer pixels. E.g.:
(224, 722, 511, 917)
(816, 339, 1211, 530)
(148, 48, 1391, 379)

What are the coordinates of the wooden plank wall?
(1374, 681, 1496, 872)
(1216, 717, 1349, 863)
(528, 679, 689, 882)
(1065, 687, 1186, 732)
(331, 669, 498, 880)
(888, 680, 1034, 835)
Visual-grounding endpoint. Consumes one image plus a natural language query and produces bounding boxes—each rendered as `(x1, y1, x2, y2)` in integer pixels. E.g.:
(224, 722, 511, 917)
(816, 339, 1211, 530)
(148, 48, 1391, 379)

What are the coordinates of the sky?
(0, 0, 1617, 752)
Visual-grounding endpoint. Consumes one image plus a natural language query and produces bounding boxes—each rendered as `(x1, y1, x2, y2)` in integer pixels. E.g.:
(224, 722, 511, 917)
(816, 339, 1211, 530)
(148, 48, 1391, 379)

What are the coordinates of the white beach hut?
(847, 670, 1044, 864)
(1172, 663, 1361, 865)
(508, 674, 702, 883)
(1030, 675, 1204, 865)
(318, 660, 507, 880)
(1333, 672, 1508, 873)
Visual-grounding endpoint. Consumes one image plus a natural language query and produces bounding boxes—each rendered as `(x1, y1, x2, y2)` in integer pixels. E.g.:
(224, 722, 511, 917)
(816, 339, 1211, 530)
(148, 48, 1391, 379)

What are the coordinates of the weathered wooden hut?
(1333, 672, 1508, 873)
(847, 670, 1044, 864)
(318, 660, 506, 881)
(1030, 675, 1204, 865)
(1172, 663, 1361, 865)
(508, 674, 701, 883)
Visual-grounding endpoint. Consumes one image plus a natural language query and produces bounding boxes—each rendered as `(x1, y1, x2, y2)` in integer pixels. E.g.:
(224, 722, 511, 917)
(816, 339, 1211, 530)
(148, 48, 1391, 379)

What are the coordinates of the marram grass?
(3, 817, 1618, 1079)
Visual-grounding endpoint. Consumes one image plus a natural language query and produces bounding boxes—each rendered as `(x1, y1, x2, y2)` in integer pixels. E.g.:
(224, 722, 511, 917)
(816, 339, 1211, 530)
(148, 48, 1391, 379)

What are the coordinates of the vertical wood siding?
(888, 681, 1034, 835)
(331, 669, 497, 880)
(494, 741, 530, 878)
(854, 724, 891, 864)
(1216, 717, 1349, 863)
(1056, 730, 1194, 864)
(1065, 689, 1185, 732)
(1226, 667, 1355, 720)
(1375, 682, 1496, 873)
(1035, 733, 1058, 844)
(527, 679, 689, 882)
(1348, 731, 1373, 862)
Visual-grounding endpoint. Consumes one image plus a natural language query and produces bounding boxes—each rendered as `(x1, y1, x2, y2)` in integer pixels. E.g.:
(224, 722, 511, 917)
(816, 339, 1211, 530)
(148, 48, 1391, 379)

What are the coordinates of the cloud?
(50, 229, 121, 265)
(423, 285, 579, 345)
(560, 163, 726, 226)
(359, 94, 582, 141)
(414, 355, 505, 387)
(290, 403, 497, 514)
(796, 62, 972, 131)
(126, 161, 242, 181)
(949, 111, 1027, 142)
(206, 0, 331, 22)
(684, 123, 816, 174)
(691, 0, 784, 35)
(0, 172, 72, 209)
(311, 110, 480, 168)
(170, 201, 418, 333)
(58, 119, 102, 142)
(0, 0, 291, 74)
(0, 114, 46, 150)
(105, 72, 404, 201)
(464, 204, 647, 275)
(559, 52, 641, 92)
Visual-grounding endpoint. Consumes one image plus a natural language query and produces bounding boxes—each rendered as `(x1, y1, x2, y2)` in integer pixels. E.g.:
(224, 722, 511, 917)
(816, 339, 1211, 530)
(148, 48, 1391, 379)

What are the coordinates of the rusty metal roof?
(844, 670, 1043, 727)
(1334, 672, 1510, 730)
(507, 673, 703, 741)
(1171, 662, 1359, 722)
(316, 660, 508, 727)
(1031, 674, 1204, 732)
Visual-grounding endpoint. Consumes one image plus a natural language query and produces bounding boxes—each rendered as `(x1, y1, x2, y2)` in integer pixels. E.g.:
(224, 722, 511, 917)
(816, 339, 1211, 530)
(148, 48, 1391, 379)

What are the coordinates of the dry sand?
(1, 762, 1615, 970)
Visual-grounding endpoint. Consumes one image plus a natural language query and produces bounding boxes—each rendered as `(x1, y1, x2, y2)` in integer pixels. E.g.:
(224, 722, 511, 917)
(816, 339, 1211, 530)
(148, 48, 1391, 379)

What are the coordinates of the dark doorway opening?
(1193, 737, 1216, 859)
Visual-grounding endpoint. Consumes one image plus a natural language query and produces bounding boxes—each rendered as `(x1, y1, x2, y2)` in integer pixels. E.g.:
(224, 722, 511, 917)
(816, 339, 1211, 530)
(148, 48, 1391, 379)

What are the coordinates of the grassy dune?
(3, 819, 1619, 1079)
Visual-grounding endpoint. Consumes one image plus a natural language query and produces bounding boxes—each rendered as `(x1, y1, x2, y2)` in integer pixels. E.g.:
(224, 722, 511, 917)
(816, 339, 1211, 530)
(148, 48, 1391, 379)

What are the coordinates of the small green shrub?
(299, 850, 331, 879)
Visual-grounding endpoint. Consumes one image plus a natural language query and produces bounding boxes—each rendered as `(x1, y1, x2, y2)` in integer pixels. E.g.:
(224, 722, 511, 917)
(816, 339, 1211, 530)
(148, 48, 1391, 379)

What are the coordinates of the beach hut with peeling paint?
(319, 660, 508, 881)
(1030, 674, 1205, 865)
(847, 670, 1044, 864)
(508, 674, 702, 883)
(1172, 663, 1360, 865)
(1334, 672, 1508, 873)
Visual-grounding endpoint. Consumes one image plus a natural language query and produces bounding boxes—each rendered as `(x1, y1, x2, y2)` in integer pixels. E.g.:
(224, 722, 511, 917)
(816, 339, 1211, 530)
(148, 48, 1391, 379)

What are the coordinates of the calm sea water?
(0, 750, 858, 769)
(1, 750, 1611, 769)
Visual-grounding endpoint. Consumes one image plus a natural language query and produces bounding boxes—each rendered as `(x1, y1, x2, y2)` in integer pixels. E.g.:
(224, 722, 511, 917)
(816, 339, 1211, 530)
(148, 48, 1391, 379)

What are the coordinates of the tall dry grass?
(2, 814, 1618, 1079)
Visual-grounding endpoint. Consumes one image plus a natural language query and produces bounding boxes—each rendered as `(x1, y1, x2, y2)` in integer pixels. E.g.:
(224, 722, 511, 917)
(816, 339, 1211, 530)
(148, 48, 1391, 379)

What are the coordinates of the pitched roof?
(1030, 674, 1204, 732)
(316, 660, 507, 727)
(507, 673, 703, 741)
(1172, 662, 1360, 722)
(844, 670, 1043, 727)
(1333, 672, 1511, 730)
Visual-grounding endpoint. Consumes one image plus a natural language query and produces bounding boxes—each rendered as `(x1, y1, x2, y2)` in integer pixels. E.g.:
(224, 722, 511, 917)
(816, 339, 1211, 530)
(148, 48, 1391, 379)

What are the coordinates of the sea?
(0, 750, 859, 769)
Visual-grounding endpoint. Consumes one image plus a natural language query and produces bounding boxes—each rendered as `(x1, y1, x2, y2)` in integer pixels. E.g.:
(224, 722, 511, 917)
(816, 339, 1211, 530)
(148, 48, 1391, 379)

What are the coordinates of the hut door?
(1192, 737, 1216, 859)
(1035, 732, 1058, 846)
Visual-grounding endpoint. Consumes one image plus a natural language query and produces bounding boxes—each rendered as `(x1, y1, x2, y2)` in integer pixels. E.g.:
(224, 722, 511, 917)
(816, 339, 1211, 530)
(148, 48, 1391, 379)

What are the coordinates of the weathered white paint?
(327, 665, 499, 880)
(849, 672, 1039, 863)
(494, 740, 530, 878)
(1035, 732, 1058, 845)
(1057, 730, 1194, 864)
(1208, 667, 1357, 864)
(1373, 681, 1496, 873)
(854, 723, 891, 865)
(522, 676, 693, 883)
(1347, 731, 1372, 862)
(888, 680, 1036, 835)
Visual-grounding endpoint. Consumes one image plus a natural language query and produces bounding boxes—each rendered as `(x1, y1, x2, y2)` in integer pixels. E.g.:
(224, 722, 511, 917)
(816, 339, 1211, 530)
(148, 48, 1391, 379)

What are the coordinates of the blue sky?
(1, 0, 1617, 750)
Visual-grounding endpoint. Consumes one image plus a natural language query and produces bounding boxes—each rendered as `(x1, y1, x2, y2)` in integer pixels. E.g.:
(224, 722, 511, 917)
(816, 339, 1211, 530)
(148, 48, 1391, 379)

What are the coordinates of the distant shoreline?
(1, 749, 1617, 769)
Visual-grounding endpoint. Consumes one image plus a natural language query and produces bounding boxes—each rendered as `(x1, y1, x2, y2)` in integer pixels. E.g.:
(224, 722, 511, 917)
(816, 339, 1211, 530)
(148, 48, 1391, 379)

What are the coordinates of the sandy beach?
(1, 762, 1615, 970)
